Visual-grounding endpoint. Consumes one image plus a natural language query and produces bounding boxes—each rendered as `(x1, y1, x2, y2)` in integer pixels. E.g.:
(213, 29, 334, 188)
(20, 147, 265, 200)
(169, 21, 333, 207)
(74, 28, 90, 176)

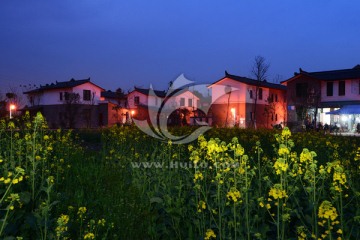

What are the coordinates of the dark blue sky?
(1, 0, 359, 93)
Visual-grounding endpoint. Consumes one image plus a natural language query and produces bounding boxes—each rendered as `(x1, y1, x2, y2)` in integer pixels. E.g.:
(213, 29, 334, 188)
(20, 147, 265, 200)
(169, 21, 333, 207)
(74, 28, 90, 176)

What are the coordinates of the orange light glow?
(9, 104, 16, 119)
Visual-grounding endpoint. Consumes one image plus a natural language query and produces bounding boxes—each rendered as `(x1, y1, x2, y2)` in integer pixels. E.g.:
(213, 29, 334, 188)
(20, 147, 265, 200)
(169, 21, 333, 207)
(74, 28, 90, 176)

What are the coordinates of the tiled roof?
(282, 65, 360, 83)
(24, 78, 103, 94)
(133, 87, 166, 98)
(209, 71, 286, 90)
(101, 90, 126, 99)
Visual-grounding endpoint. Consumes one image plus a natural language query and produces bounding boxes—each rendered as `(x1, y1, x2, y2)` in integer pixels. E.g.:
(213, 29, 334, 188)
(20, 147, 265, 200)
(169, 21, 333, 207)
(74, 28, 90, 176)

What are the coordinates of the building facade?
(209, 71, 286, 128)
(23, 78, 107, 128)
(282, 65, 360, 131)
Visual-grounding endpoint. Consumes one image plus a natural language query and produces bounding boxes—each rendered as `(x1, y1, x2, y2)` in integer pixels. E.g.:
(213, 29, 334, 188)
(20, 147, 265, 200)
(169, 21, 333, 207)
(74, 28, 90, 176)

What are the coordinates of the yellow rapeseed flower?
(197, 200, 206, 212)
(194, 172, 204, 183)
(227, 188, 241, 202)
(281, 127, 291, 139)
(78, 206, 87, 218)
(269, 184, 288, 200)
(318, 200, 338, 222)
(273, 158, 288, 175)
(84, 232, 95, 239)
(204, 229, 216, 240)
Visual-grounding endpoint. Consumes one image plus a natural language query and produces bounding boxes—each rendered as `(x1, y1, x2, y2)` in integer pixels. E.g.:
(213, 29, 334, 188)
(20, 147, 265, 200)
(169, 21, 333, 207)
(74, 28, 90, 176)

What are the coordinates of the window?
(338, 81, 345, 96)
(250, 112, 254, 120)
(258, 88, 263, 100)
(188, 99, 193, 107)
(180, 98, 185, 106)
(64, 92, 70, 101)
(275, 94, 278, 102)
(268, 94, 274, 103)
(327, 82, 333, 96)
(296, 83, 308, 98)
(249, 90, 253, 99)
(59, 92, 63, 101)
(134, 96, 139, 105)
(29, 96, 34, 105)
(275, 114, 278, 121)
(271, 113, 274, 121)
(155, 97, 158, 106)
(83, 90, 91, 101)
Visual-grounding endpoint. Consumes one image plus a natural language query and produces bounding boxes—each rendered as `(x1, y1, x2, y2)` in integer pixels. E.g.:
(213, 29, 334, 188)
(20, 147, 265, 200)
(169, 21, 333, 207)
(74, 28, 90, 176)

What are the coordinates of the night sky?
(1, 0, 360, 94)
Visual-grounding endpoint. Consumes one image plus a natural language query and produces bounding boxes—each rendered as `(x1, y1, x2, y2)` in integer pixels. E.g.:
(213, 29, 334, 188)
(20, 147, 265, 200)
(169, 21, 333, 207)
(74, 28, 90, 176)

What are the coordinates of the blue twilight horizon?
(1, 0, 359, 94)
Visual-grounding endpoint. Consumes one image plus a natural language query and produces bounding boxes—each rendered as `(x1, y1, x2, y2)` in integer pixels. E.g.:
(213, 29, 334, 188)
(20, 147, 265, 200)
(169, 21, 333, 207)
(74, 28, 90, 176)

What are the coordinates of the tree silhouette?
(251, 55, 270, 129)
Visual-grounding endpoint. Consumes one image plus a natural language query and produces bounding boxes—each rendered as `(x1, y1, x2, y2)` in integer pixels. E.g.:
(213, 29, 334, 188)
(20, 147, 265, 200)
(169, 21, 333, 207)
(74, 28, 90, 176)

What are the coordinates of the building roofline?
(209, 71, 286, 90)
(23, 78, 105, 94)
(281, 65, 360, 84)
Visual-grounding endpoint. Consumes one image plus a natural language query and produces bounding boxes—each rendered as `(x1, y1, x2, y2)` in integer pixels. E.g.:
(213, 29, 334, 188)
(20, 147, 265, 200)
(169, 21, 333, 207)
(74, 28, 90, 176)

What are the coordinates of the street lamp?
(9, 104, 16, 119)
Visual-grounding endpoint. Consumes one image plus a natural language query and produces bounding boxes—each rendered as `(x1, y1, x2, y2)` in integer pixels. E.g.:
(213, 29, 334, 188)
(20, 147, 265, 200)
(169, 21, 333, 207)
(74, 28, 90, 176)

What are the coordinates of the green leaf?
(150, 197, 163, 204)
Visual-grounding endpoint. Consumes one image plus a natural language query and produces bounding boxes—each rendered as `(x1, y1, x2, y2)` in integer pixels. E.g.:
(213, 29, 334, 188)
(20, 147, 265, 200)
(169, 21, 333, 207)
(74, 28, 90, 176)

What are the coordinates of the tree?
(112, 88, 127, 124)
(62, 93, 80, 128)
(224, 85, 232, 127)
(251, 55, 270, 129)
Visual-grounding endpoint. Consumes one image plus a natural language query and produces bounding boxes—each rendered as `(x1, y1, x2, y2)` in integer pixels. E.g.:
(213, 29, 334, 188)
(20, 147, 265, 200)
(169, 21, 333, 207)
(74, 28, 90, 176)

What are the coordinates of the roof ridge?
(309, 68, 358, 74)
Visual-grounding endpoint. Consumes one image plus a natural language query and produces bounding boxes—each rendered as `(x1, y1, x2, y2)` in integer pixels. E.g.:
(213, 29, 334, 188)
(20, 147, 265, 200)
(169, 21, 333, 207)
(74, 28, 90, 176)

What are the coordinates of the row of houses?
(5, 65, 360, 130)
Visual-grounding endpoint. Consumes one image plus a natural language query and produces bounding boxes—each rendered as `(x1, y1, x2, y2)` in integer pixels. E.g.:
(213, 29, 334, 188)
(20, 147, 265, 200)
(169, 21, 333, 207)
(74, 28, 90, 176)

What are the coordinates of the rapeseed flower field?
(1, 113, 360, 239)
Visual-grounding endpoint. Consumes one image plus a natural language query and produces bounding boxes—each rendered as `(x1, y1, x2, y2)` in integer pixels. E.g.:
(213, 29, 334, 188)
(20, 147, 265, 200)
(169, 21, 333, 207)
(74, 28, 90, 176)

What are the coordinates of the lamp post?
(9, 104, 16, 119)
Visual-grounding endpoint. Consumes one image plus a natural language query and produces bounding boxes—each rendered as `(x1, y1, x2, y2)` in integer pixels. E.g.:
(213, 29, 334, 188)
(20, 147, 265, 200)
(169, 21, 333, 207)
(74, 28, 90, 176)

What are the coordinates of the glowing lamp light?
(131, 110, 135, 116)
(230, 108, 236, 119)
(341, 115, 347, 121)
(9, 104, 16, 119)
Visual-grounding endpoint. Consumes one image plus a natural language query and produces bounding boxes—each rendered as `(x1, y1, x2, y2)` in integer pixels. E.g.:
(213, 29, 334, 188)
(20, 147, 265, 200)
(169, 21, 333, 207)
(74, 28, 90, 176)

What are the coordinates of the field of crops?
(1, 112, 360, 239)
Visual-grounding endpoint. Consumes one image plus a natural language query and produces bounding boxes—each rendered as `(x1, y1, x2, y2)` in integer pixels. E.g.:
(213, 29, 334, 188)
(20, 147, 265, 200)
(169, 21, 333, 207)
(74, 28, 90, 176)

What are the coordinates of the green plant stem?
(313, 172, 318, 238)
(31, 127, 37, 202)
(245, 161, 250, 240)
(339, 191, 344, 240)
(277, 199, 280, 240)
(0, 206, 11, 237)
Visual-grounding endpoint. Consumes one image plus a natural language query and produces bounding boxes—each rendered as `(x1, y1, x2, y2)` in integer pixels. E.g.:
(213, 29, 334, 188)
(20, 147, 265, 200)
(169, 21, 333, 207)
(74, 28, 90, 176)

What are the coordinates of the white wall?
(321, 79, 360, 102)
(28, 82, 104, 106)
(210, 78, 271, 104)
(73, 82, 103, 104)
(127, 91, 148, 109)
(172, 90, 199, 109)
